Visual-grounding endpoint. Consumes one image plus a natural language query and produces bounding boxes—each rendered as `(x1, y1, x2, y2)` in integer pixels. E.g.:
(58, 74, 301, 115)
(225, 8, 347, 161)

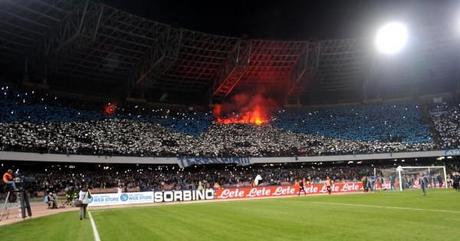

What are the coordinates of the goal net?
(379, 166, 447, 191)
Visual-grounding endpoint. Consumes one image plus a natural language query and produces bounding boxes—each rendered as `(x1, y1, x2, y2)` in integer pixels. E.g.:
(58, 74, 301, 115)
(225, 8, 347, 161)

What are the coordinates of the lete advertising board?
(215, 182, 363, 200)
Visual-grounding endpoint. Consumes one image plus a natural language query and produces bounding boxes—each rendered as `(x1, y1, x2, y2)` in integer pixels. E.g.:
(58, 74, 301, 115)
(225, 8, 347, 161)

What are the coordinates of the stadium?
(0, 0, 460, 240)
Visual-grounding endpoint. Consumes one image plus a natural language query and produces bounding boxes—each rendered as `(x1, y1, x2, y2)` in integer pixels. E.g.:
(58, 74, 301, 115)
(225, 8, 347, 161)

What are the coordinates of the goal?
(379, 166, 447, 191)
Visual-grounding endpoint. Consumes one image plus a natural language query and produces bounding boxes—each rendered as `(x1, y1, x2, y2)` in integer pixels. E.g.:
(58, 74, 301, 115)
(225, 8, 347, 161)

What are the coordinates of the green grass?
(1, 190, 459, 241)
(0, 211, 93, 241)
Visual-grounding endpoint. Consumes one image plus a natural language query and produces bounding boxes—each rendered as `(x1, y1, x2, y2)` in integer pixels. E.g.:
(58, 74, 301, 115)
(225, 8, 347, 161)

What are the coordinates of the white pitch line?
(309, 201, 460, 214)
(88, 211, 101, 241)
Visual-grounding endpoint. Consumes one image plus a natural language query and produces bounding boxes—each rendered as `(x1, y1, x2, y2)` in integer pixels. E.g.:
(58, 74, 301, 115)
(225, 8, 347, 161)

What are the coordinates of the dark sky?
(99, 0, 458, 40)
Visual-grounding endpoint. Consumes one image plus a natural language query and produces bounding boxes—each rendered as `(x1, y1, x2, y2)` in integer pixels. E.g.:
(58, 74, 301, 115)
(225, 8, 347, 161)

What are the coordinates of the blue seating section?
(272, 104, 432, 143)
(0, 85, 211, 136)
(1, 84, 433, 142)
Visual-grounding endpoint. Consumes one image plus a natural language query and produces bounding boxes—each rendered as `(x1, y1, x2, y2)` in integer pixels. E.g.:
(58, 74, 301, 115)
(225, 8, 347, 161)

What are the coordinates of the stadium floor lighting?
(375, 22, 408, 55)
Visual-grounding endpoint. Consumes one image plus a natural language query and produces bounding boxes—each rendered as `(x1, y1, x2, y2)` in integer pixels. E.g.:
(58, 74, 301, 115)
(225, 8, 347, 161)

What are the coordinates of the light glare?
(375, 22, 408, 55)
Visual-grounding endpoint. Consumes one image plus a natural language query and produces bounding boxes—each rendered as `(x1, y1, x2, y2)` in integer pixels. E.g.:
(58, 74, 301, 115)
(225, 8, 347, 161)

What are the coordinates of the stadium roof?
(0, 0, 459, 105)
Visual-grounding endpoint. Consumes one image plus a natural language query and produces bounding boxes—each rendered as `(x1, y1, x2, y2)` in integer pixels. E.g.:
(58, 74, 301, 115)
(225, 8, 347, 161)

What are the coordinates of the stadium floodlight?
(375, 22, 408, 55)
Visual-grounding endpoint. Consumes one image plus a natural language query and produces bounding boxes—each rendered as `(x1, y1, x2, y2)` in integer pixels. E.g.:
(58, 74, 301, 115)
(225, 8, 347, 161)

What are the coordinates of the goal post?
(379, 166, 447, 191)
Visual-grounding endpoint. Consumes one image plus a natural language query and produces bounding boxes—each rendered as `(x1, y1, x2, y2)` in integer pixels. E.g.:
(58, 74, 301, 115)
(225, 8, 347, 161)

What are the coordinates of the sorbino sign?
(153, 189, 215, 203)
(88, 189, 215, 206)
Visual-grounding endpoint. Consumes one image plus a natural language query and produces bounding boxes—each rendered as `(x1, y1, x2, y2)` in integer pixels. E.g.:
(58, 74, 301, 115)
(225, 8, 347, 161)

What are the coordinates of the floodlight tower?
(366, 22, 409, 101)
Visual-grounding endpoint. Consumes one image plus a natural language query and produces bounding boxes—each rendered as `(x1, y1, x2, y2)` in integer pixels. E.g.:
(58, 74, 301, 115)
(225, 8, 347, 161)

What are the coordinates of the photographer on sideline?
(2, 169, 17, 191)
(45, 192, 58, 209)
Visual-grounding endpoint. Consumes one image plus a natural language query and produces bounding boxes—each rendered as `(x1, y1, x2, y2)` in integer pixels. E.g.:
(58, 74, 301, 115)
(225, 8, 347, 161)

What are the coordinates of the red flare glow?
(214, 104, 267, 125)
(213, 93, 276, 125)
(103, 102, 117, 115)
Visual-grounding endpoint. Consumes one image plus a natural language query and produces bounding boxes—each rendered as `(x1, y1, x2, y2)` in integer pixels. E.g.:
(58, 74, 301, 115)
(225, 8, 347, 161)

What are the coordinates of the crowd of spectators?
(1, 159, 459, 196)
(273, 104, 432, 143)
(2, 83, 460, 196)
(0, 119, 436, 157)
(431, 103, 460, 149)
(0, 84, 438, 157)
(5, 83, 460, 157)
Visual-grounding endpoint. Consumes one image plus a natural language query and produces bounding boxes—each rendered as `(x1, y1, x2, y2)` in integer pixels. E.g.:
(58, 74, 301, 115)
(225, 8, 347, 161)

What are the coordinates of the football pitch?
(1, 190, 459, 241)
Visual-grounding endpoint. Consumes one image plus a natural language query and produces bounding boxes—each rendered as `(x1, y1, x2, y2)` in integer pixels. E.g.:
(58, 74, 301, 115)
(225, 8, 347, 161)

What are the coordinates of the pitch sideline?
(88, 211, 101, 241)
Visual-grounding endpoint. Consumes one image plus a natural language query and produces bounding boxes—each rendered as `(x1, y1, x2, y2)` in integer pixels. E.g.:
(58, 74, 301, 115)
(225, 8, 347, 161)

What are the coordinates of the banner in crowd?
(177, 157, 251, 168)
(444, 149, 460, 156)
(88, 191, 154, 206)
(215, 182, 363, 200)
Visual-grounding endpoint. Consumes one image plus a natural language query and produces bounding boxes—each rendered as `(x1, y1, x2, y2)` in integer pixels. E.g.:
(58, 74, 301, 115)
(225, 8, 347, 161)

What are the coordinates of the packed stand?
(0, 83, 438, 157)
(1, 159, 459, 196)
(431, 102, 460, 149)
(273, 104, 432, 143)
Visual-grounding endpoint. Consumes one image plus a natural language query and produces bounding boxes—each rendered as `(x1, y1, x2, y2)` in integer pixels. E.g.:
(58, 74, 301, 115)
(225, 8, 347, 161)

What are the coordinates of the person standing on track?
(420, 174, 429, 196)
(326, 176, 332, 195)
(453, 173, 460, 191)
(253, 174, 263, 187)
(436, 174, 443, 188)
(298, 178, 307, 196)
(78, 186, 92, 220)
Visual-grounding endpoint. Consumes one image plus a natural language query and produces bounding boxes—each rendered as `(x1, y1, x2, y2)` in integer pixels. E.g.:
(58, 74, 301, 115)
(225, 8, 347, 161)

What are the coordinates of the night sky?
(99, 0, 457, 40)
